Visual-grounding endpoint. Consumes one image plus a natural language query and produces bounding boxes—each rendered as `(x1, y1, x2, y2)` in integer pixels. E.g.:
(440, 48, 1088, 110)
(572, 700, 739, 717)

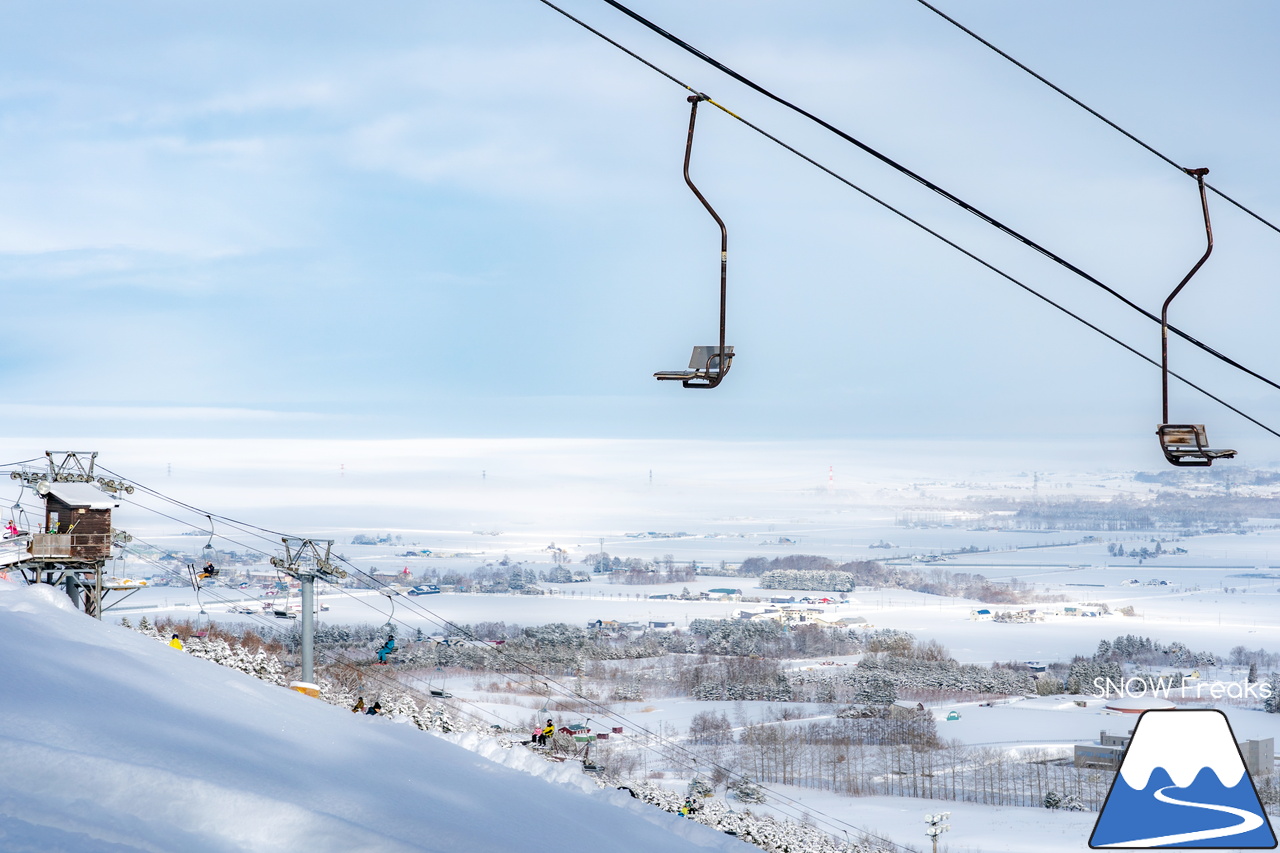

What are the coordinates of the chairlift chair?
(378, 586, 399, 633)
(6, 491, 31, 538)
(197, 516, 221, 580)
(1156, 168, 1236, 467)
(655, 346, 734, 388)
(655, 94, 733, 389)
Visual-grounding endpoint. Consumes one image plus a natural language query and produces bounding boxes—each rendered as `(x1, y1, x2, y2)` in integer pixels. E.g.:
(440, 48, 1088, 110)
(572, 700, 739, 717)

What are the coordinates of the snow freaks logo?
(1089, 709, 1277, 849)
(1090, 677, 1275, 701)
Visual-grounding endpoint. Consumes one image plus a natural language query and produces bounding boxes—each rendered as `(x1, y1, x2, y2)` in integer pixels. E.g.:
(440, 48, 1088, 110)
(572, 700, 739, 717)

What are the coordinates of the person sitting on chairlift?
(537, 719, 555, 747)
(4, 520, 20, 538)
(376, 635, 397, 664)
(197, 561, 219, 580)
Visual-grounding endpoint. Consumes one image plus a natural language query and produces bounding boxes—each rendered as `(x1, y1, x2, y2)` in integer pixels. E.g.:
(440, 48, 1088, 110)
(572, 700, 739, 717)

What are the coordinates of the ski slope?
(0, 578, 746, 853)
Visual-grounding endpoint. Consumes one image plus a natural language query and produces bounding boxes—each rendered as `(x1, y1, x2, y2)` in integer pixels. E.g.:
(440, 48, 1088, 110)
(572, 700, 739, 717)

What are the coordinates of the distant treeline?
(961, 493, 1280, 530)
(741, 555, 1059, 604)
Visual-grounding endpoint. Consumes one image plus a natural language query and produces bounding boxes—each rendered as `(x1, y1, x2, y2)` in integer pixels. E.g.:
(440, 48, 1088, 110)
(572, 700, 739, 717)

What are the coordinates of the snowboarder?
(376, 635, 396, 664)
(168, 634, 183, 651)
(352, 696, 365, 713)
(537, 719, 555, 747)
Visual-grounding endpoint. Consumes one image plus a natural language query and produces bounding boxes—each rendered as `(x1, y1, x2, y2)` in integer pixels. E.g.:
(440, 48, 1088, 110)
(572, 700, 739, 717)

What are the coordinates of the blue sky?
(4, 1, 1280, 458)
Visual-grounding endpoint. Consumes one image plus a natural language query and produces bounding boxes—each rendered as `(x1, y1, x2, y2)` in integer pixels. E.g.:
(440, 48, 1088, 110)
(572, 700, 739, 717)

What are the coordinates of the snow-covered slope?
(0, 579, 745, 853)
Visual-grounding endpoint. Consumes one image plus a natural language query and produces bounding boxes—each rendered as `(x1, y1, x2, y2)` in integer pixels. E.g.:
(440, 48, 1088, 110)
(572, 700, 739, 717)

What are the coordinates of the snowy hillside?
(0, 578, 746, 853)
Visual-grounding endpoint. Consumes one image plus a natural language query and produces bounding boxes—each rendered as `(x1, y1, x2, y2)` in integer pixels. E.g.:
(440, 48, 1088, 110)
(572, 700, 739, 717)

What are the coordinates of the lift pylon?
(270, 538, 347, 684)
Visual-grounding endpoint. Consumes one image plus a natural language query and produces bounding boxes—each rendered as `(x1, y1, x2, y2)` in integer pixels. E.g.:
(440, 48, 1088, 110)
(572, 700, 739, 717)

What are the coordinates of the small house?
(32, 482, 119, 562)
(889, 700, 927, 719)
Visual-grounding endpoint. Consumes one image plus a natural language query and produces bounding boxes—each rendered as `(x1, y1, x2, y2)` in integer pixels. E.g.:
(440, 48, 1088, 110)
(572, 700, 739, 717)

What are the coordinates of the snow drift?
(0, 578, 746, 853)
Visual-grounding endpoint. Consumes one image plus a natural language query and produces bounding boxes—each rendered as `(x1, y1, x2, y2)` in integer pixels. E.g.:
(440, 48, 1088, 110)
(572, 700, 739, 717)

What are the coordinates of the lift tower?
(270, 537, 346, 684)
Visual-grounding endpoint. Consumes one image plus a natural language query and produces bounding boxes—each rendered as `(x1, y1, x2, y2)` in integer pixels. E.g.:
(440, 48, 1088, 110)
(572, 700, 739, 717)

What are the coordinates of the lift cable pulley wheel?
(1157, 167, 1237, 467)
(654, 93, 733, 389)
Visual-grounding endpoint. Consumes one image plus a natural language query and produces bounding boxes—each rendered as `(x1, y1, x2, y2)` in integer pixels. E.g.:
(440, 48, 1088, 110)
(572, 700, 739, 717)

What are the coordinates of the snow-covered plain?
(9, 438, 1280, 852)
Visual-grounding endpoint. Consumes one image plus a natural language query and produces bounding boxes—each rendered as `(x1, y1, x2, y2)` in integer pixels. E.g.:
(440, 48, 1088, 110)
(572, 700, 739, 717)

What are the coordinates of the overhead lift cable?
(93, 476, 905, 850)
(911, 0, 1280, 239)
(584, 0, 1280, 398)
(325, 556, 910, 853)
(530, 0, 1280, 440)
(117, 533, 506, 732)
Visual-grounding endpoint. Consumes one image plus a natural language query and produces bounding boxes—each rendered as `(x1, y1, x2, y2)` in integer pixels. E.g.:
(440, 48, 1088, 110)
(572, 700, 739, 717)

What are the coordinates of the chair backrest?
(1158, 424, 1208, 448)
(688, 345, 733, 371)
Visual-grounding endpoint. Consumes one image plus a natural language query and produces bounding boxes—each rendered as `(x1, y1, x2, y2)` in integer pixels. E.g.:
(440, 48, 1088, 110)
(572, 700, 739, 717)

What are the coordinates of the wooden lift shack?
(8, 452, 134, 618)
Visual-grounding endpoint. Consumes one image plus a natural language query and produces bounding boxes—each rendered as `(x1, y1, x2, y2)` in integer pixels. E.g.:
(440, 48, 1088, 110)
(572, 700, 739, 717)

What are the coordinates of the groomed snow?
(0, 578, 747, 853)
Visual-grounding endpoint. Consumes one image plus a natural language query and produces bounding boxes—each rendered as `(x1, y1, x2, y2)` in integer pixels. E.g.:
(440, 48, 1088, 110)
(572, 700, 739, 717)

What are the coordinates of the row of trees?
(740, 555, 1060, 605)
(1095, 634, 1217, 667)
(681, 710, 1110, 810)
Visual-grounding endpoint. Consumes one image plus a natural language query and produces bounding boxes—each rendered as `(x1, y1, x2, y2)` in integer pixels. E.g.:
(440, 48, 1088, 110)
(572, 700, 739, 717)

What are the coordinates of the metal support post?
(300, 573, 315, 684)
(270, 538, 343, 691)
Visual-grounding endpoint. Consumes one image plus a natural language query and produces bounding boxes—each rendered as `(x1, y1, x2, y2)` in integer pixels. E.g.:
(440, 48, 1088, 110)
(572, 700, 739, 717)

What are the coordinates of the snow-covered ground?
(9, 439, 1280, 852)
(0, 579, 746, 853)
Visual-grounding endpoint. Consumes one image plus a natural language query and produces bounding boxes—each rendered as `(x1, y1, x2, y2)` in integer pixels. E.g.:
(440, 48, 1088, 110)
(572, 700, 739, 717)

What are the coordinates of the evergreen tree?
(687, 778, 714, 799)
(731, 777, 767, 804)
(1265, 675, 1280, 713)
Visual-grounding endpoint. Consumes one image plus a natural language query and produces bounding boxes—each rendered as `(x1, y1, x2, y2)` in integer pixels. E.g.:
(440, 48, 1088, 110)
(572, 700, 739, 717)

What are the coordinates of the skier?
(376, 635, 396, 664)
(537, 719, 555, 747)
(169, 633, 183, 651)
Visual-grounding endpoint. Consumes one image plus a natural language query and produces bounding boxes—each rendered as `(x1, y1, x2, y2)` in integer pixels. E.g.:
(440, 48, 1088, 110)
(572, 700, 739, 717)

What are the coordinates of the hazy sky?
(4, 1, 1280, 464)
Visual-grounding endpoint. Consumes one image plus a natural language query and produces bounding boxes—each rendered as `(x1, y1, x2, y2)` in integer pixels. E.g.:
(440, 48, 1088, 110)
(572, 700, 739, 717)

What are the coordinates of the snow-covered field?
(8, 438, 1280, 852)
(0, 580, 751, 853)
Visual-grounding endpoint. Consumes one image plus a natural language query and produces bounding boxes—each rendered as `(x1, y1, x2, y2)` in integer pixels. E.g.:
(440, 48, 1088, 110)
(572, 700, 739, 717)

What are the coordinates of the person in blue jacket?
(376, 634, 397, 664)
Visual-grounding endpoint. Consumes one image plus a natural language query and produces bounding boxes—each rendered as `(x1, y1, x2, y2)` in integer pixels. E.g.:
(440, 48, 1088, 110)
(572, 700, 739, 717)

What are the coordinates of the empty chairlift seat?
(654, 345, 734, 388)
(1156, 424, 1236, 467)
(654, 95, 735, 390)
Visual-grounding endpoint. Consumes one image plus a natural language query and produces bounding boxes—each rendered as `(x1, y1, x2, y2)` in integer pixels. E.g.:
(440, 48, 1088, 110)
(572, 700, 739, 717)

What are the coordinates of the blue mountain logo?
(1090, 709, 1276, 848)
